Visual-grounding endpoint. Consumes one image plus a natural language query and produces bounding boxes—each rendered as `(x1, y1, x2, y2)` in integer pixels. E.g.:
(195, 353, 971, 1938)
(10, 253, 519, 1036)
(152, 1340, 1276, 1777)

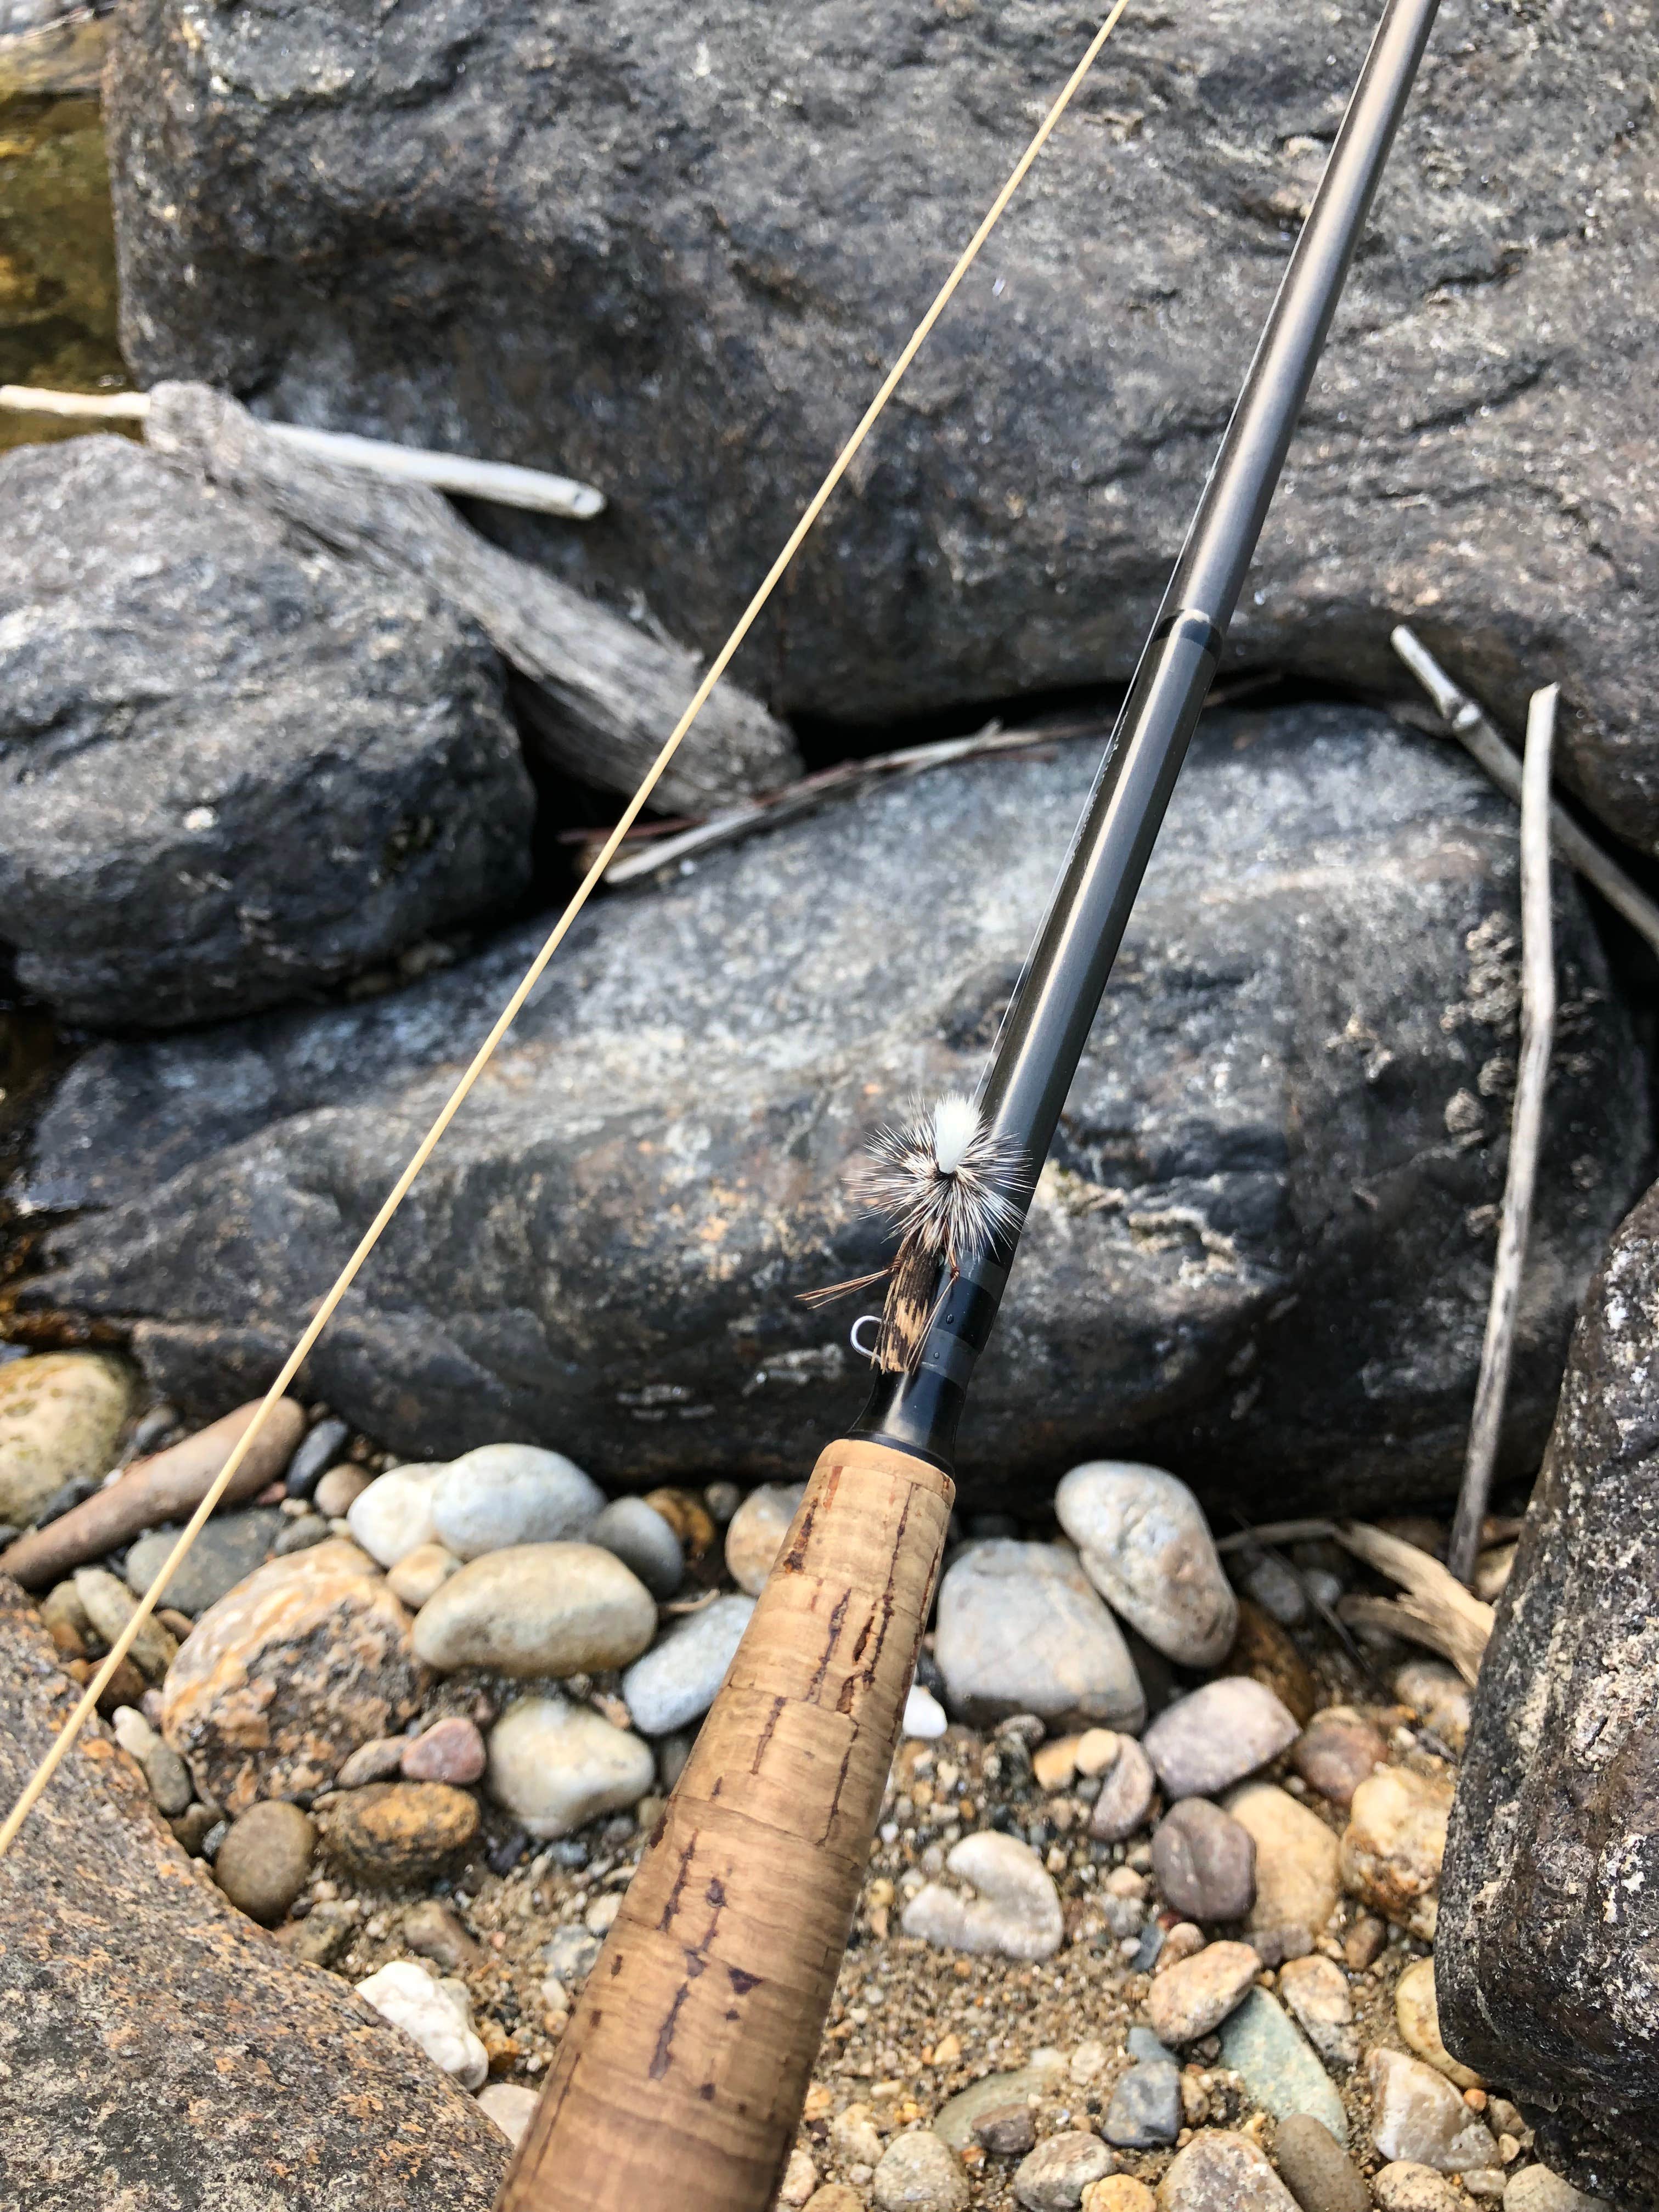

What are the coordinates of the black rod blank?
(859, 0, 1444, 1465)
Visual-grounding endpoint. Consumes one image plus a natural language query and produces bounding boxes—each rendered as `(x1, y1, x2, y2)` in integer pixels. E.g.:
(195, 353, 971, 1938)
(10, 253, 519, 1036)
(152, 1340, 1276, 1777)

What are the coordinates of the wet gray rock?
(0, 436, 532, 1029)
(106, 0, 1659, 851)
(934, 1540, 1144, 1733)
(1438, 1178, 1659, 2207)
(1102, 2058, 1181, 2150)
(589, 1496, 683, 1599)
(124, 1508, 281, 1618)
(0, 1576, 506, 2208)
(19, 709, 1644, 1511)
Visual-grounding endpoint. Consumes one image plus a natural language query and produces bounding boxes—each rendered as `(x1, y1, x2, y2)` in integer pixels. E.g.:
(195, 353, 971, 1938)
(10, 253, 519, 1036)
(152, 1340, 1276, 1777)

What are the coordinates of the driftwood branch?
(0, 382, 605, 521)
(1334, 1521, 1496, 1685)
(1447, 685, 1559, 1587)
(143, 383, 799, 814)
(1391, 626, 1659, 960)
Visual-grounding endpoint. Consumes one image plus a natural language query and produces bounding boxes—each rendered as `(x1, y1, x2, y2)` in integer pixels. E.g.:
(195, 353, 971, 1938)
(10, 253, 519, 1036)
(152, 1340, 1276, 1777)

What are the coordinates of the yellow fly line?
(0, 1, 1131, 1860)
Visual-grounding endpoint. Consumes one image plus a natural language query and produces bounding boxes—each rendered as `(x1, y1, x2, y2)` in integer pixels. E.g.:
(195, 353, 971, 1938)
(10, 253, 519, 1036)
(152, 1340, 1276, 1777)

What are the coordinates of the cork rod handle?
(496, 1436, 954, 2212)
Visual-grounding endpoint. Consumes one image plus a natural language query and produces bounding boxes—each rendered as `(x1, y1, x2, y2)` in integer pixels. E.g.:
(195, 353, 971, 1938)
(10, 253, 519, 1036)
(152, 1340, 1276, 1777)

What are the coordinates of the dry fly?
(804, 1094, 1029, 1373)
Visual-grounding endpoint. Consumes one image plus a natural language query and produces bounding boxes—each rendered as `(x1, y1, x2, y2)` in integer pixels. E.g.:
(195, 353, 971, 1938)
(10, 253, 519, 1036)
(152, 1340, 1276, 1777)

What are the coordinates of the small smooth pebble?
(213, 1800, 316, 1925)
(1272, 2113, 1369, 2212)
(347, 1465, 442, 1566)
(317, 1781, 479, 1878)
(402, 1897, 482, 1971)
(285, 1417, 350, 1499)
(1216, 1988, 1346, 2138)
(588, 1495, 683, 1597)
(1013, 2131, 1115, 2208)
(313, 1464, 373, 1519)
(830, 2104, 884, 2166)
(1102, 2059, 1181, 2149)
(1341, 1770, 1453, 1939)
(1395, 1955, 1480, 2090)
(413, 1542, 657, 1675)
(1239, 1553, 1307, 1626)
(621, 1593, 755, 1734)
(1143, 1678, 1299, 1799)
(1144, 1940, 1261, 2044)
(902, 1831, 1064, 1962)
(934, 2055, 1068, 2150)
(487, 1692, 654, 1838)
(401, 1715, 487, 1785)
(542, 1924, 603, 1988)
(74, 1567, 178, 1683)
(703, 1479, 741, 1525)
(125, 1509, 281, 1618)
(1226, 1781, 1341, 1940)
(1075, 1728, 1121, 1778)
(336, 1736, 408, 1787)
(355, 1959, 487, 2088)
(1277, 1953, 1357, 2069)
(904, 1683, 949, 1739)
(1090, 1735, 1158, 1843)
(1292, 1711, 1387, 1807)
(1372, 2165, 1462, 2212)
(387, 1541, 462, 1608)
(1156, 2130, 1298, 2209)
(872, 2129, 969, 2210)
(1502, 2169, 1610, 2211)
(110, 1704, 193, 1815)
(1367, 2048, 1500, 2172)
(477, 2081, 540, 2145)
(1055, 1462, 1237, 1667)
(1084, 2184, 1156, 2212)
(725, 1482, 805, 1595)
(1033, 1735, 1082, 1793)
(429, 1443, 605, 1558)
(778, 2147, 819, 2204)
(1393, 1659, 1472, 1751)
(1152, 1798, 1256, 1921)
(936, 1541, 1146, 1731)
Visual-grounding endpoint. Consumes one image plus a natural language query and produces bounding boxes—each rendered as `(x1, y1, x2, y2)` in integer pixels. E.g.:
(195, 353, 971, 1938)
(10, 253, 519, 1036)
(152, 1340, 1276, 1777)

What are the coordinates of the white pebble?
(356, 1959, 488, 2089)
(904, 1684, 949, 1740)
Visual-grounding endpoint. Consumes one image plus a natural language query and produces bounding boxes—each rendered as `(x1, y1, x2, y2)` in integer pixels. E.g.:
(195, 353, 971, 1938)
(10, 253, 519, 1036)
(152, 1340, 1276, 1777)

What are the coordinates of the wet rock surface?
(0, 1577, 507, 2208)
(106, 0, 1659, 853)
(21, 709, 1642, 1511)
(0, 435, 532, 1029)
(1439, 1179, 1659, 2204)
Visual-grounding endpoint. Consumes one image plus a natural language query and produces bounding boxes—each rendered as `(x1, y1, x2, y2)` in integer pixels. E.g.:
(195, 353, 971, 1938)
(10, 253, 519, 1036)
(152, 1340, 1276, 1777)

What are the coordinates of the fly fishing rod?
(501, 1, 1442, 2203)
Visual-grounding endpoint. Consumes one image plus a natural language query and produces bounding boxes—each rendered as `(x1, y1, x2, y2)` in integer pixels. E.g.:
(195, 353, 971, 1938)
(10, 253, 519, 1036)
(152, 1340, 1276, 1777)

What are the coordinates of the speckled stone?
(124, 1507, 282, 1618)
(872, 2129, 969, 2210)
(1216, 1988, 1346, 2138)
(0, 1580, 507, 2208)
(1013, 2131, 1115, 2208)
(0, 1351, 134, 1528)
(1055, 1461, 1237, 1667)
(1273, 2115, 1369, 2212)
(401, 1715, 486, 1786)
(1341, 1768, 1453, 1939)
(1144, 1941, 1261, 2045)
(1156, 2131, 1297, 2209)
(621, 1593, 755, 1734)
(934, 1541, 1146, 1733)
(317, 1781, 480, 1881)
(160, 1539, 425, 1814)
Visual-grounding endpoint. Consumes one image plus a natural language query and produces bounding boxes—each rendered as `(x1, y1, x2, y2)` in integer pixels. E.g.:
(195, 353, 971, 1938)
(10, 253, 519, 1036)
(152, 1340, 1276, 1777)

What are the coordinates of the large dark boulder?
(0, 1578, 509, 2209)
(0, 434, 533, 1029)
(106, 0, 1659, 850)
(1438, 1182, 1659, 2208)
(14, 704, 1646, 1511)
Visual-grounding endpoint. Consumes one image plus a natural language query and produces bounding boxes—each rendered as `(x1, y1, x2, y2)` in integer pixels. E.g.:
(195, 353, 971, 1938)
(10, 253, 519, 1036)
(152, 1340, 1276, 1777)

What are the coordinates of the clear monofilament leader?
(854, 1093, 1028, 1372)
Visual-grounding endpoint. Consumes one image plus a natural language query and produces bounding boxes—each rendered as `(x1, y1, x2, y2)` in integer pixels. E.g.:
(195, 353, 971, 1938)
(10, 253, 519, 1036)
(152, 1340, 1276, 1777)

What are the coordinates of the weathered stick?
(1446, 685, 1559, 1588)
(0, 382, 605, 521)
(500, 1437, 952, 2212)
(1391, 627, 1659, 959)
(1335, 1520, 1496, 1684)
(0, 1398, 305, 1590)
(0, 10, 108, 99)
(143, 383, 799, 813)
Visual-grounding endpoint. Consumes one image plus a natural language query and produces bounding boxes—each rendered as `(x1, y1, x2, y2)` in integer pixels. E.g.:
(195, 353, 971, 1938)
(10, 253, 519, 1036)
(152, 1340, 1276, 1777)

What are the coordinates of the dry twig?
(1447, 684, 1559, 1585)
(1334, 1520, 1496, 1685)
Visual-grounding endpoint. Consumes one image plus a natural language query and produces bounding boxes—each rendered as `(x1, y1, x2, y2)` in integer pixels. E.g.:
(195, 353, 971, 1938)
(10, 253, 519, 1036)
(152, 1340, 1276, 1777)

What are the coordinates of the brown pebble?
(1291, 1712, 1386, 1807)
(1226, 1599, 1317, 1726)
(402, 1896, 482, 1971)
(400, 1714, 486, 1785)
(1344, 1911, 1387, 1970)
(642, 1486, 716, 1559)
(315, 1780, 479, 1879)
(213, 1799, 317, 1926)
(334, 1736, 408, 1788)
(1272, 2112, 1369, 2212)
(972, 2100, 1036, 2155)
